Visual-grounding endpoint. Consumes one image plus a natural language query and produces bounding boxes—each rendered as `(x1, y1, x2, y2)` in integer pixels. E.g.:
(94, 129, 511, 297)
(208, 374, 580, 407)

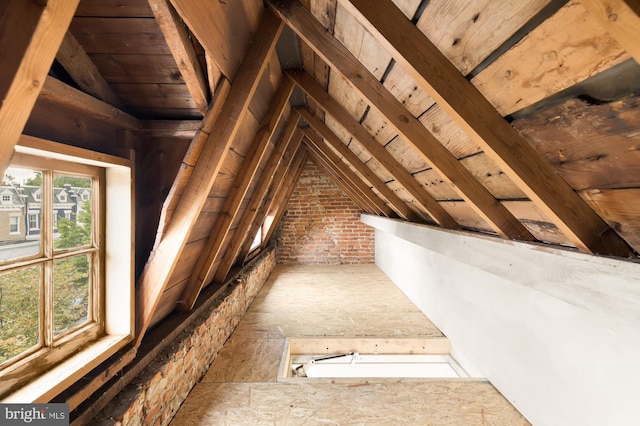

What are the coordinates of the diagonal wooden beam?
(305, 147, 376, 214)
(269, 2, 534, 241)
(303, 131, 395, 217)
(149, 0, 209, 114)
(259, 147, 311, 249)
(135, 10, 283, 346)
(288, 70, 458, 228)
(56, 31, 125, 109)
(0, 0, 80, 175)
(341, 0, 634, 257)
(40, 77, 141, 130)
(299, 108, 422, 222)
(215, 127, 305, 282)
(178, 78, 295, 311)
(580, 0, 640, 65)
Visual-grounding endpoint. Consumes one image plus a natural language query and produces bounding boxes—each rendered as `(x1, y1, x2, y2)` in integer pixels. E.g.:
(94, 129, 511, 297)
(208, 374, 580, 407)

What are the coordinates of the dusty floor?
(170, 264, 529, 425)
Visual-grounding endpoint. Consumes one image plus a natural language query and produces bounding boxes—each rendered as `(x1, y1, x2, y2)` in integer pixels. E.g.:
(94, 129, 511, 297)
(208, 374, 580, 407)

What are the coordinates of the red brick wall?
(275, 160, 374, 264)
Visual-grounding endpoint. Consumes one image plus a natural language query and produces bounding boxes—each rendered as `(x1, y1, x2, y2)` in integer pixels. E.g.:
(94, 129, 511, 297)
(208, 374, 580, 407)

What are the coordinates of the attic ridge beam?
(580, 0, 640, 65)
(40, 77, 141, 130)
(56, 31, 125, 109)
(149, 0, 209, 114)
(270, 3, 533, 241)
(343, 0, 635, 257)
(287, 70, 458, 228)
(260, 147, 311, 248)
(299, 107, 422, 222)
(303, 130, 394, 216)
(0, 0, 80, 176)
(179, 78, 296, 312)
(134, 10, 283, 346)
(215, 128, 305, 282)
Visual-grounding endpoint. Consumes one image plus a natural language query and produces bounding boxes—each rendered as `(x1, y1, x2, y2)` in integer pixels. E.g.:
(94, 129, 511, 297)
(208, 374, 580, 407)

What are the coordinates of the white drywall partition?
(361, 214, 640, 426)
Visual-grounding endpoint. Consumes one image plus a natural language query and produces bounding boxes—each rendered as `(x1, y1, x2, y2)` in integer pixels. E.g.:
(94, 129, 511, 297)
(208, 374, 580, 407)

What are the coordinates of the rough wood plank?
(135, 11, 283, 346)
(149, 0, 209, 114)
(0, 0, 80, 175)
(472, 0, 630, 115)
(70, 18, 171, 55)
(343, 0, 634, 257)
(180, 79, 295, 311)
(90, 54, 183, 84)
(110, 83, 197, 110)
(139, 120, 200, 138)
(300, 109, 420, 221)
(56, 31, 124, 108)
(272, 2, 532, 241)
(75, 0, 154, 17)
(289, 70, 458, 228)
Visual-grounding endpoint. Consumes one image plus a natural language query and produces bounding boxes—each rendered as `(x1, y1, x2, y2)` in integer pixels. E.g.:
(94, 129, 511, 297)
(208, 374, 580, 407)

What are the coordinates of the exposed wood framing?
(216, 128, 305, 282)
(56, 31, 125, 108)
(40, 77, 141, 130)
(179, 78, 295, 311)
(341, 0, 634, 257)
(580, 0, 640, 65)
(302, 126, 397, 217)
(139, 120, 201, 138)
(134, 11, 283, 346)
(269, 3, 533, 240)
(0, 0, 80, 175)
(148, 0, 209, 114)
(260, 146, 311, 248)
(288, 70, 458, 228)
(300, 108, 421, 222)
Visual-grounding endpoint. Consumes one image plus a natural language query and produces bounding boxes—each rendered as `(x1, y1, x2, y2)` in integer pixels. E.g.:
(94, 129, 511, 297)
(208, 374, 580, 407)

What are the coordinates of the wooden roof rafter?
(270, 0, 534, 241)
(178, 77, 296, 311)
(134, 9, 284, 347)
(342, 0, 634, 257)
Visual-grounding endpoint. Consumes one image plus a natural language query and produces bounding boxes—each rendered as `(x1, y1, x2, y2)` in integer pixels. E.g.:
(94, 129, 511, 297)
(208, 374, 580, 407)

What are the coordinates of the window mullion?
(42, 170, 53, 347)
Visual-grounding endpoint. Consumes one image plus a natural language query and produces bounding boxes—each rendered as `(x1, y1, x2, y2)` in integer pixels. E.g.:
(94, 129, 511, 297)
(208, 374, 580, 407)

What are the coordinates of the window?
(35, 192, 41, 201)
(1, 194, 11, 203)
(0, 137, 133, 402)
(58, 192, 67, 202)
(249, 225, 262, 252)
(9, 216, 19, 234)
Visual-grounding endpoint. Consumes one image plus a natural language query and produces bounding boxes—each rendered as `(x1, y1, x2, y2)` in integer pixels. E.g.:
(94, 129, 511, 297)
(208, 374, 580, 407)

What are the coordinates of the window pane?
(0, 266, 41, 364)
(53, 256, 91, 337)
(54, 175, 92, 250)
(0, 168, 42, 261)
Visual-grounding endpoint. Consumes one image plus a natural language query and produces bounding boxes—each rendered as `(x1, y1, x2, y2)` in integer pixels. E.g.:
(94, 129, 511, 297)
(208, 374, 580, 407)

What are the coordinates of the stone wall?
(275, 160, 375, 264)
(92, 248, 276, 425)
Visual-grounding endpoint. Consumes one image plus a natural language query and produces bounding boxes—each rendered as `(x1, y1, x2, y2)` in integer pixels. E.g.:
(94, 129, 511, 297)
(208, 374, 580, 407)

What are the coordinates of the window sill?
(1, 334, 132, 403)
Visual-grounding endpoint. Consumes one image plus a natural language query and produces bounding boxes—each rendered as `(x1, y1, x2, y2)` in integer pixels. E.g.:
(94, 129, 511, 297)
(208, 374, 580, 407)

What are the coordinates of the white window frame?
(8, 215, 20, 234)
(0, 136, 134, 403)
(1, 194, 11, 203)
(28, 213, 39, 230)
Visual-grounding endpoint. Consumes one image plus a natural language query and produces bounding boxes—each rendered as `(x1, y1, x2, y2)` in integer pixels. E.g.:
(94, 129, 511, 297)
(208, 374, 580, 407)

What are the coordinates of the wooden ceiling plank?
(215, 129, 305, 282)
(343, 0, 635, 257)
(299, 108, 420, 221)
(135, 10, 283, 346)
(56, 31, 125, 109)
(303, 131, 394, 216)
(271, 1, 533, 241)
(40, 77, 141, 130)
(288, 70, 459, 228)
(580, 0, 640, 65)
(260, 147, 312, 247)
(179, 79, 295, 311)
(139, 120, 201, 139)
(0, 0, 80, 175)
(148, 0, 209, 114)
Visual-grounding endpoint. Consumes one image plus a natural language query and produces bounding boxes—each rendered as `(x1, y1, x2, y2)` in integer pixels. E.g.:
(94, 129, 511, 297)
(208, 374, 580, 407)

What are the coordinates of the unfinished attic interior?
(1, 0, 640, 424)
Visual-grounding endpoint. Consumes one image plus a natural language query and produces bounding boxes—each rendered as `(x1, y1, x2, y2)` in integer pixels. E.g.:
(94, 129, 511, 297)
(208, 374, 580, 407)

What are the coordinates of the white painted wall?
(362, 214, 640, 426)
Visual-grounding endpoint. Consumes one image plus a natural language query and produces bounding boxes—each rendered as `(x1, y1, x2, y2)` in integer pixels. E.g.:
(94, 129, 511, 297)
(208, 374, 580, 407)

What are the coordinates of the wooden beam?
(269, 5, 534, 241)
(288, 70, 458, 228)
(139, 120, 201, 139)
(135, 10, 283, 346)
(580, 0, 640, 65)
(179, 78, 295, 311)
(148, 0, 209, 114)
(0, 0, 80, 175)
(300, 108, 421, 222)
(215, 128, 305, 282)
(260, 147, 311, 248)
(341, 0, 634, 257)
(303, 133, 390, 216)
(40, 77, 141, 130)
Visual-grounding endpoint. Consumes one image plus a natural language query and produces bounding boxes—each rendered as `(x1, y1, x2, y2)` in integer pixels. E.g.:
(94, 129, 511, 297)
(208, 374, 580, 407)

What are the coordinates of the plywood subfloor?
(171, 264, 529, 425)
